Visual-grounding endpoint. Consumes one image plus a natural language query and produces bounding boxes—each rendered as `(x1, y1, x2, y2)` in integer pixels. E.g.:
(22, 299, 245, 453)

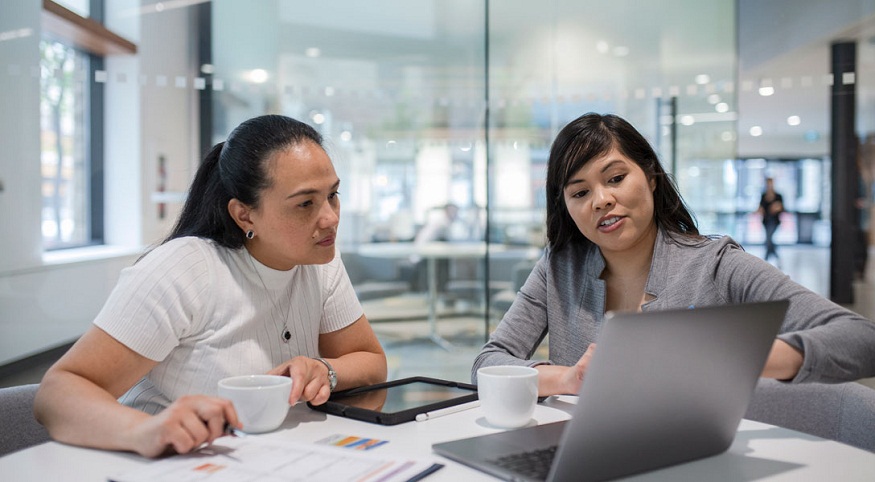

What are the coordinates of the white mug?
(476, 365, 539, 428)
(217, 374, 293, 434)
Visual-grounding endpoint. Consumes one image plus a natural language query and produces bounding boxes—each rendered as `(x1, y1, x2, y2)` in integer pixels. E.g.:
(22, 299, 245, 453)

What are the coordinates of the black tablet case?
(308, 376, 478, 425)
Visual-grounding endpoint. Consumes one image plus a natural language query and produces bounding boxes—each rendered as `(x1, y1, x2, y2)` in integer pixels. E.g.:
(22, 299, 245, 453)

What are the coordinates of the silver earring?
(246, 230, 255, 239)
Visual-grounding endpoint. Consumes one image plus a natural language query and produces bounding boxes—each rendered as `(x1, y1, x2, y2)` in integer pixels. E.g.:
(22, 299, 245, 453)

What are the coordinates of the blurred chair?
(341, 251, 411, 303)
(490, 258, 538, 317)
(745, 378, 875, 452)
(0, 384, 51, 457)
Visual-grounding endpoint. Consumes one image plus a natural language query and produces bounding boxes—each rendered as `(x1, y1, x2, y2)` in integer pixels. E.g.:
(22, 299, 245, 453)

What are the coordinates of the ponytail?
(163, 141, 245, 248)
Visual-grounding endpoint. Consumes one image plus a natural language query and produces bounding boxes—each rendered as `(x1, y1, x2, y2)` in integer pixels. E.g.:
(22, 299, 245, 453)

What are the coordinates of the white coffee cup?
(476, 365, 539, 428)
(217, 374, 293, 434)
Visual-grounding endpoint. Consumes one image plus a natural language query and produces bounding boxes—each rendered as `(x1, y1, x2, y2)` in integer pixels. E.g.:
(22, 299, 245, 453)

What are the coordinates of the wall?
(0, 0, 198, 365)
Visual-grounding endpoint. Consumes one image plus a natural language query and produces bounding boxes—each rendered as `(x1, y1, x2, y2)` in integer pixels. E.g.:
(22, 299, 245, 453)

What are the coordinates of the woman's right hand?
(128, 395, 239, 458)
(536, 343, 597, 396)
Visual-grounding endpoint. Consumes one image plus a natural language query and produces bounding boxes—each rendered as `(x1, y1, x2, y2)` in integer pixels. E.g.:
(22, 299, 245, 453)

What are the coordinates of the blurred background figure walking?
(757, 177, 784, 263)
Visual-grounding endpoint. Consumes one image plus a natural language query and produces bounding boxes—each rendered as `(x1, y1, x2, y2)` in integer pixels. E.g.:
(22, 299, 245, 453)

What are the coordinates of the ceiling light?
(695, 74, 710, 85)
(758, 86, 775, 96)
(707, 94, 721, 104)
(680, 115, 695, 126)
(715, 103, 729, 113)
(247, 69, 268, 84)
(750, 126, 763, 137)
(787, 116, 801, 126)
(305, 47, 321, 58)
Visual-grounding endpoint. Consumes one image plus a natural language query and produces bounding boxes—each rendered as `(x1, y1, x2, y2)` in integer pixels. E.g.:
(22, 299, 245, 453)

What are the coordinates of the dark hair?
(164, 114, 324, 248)
(545, 112, 698, 251)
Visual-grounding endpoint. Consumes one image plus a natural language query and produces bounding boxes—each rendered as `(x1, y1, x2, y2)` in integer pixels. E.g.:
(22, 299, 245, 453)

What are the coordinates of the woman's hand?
(268, 356, 333, 406)
(536, 343, 597, 397)
(128, 395, 239, 458)
(762, 339, 803, 381)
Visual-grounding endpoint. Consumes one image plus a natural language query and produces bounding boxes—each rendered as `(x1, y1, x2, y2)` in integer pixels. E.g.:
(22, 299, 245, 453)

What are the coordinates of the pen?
(415, 400, 481, 422)
(223, 422, 246, 437)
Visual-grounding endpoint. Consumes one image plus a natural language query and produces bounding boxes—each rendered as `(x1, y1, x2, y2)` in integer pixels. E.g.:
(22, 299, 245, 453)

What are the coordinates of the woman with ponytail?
(35, 115, 387, 457)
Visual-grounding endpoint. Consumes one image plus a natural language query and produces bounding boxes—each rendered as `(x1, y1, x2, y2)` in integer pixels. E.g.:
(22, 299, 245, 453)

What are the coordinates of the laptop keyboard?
(489, 445, 557, 480)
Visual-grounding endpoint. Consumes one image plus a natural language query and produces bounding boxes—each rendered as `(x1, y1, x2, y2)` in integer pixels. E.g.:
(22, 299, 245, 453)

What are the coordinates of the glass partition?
(6, 0, 875, 373)
(208, 0, 738, 338)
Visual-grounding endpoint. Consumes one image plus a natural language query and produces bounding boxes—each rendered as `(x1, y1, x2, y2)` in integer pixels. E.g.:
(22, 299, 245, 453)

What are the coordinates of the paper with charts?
(109, 436, 441, 482)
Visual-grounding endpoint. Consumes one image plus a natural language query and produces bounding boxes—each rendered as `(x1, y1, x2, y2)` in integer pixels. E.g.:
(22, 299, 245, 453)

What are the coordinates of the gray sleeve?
(717, 245, 875, 383)
(471, 255, 551, 384)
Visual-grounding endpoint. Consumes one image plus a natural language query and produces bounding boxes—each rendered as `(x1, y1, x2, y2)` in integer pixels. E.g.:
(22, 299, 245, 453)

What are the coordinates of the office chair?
(0, 384, 51, 457)
(745, 378, 875, 453)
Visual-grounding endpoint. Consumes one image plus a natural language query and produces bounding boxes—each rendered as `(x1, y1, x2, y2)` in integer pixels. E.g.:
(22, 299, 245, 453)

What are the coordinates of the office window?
(40, 39, 93, 249)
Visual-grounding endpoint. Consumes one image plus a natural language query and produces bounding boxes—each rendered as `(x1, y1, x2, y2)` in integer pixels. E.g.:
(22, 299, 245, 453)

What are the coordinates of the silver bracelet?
(312, 357, 337, 391)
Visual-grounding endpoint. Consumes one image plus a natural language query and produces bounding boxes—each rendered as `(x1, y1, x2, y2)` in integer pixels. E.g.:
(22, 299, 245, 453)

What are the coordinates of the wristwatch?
(313, 357, 337, 391)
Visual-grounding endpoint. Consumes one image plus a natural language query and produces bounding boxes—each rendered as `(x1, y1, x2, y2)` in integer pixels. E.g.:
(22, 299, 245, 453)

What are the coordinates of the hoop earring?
(246, 230, 255, 239)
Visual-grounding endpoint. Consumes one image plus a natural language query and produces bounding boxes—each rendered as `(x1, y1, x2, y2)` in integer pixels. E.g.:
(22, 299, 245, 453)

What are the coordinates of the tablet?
(307, 376, 478, 425)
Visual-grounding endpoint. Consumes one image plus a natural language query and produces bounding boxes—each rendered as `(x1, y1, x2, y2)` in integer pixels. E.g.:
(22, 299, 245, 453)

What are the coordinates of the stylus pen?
(415, 400, 481, 422)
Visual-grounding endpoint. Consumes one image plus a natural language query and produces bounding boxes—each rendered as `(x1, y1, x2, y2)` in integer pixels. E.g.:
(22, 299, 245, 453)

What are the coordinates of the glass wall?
(2, 0, 875, 366)
(209, 0, 737, 334)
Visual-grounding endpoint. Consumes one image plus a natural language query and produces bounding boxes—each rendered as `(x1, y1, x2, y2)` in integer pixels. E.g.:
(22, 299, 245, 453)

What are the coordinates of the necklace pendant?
(282, 329, 292, 342)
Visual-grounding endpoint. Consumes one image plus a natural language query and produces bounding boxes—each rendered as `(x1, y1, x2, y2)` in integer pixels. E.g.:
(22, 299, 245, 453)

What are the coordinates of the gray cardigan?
(473, 229, 875, 384)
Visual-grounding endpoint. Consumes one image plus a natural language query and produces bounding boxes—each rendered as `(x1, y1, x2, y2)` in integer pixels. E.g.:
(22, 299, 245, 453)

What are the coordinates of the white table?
(358, 242, 538, 350)
(2, 396, 873, 481)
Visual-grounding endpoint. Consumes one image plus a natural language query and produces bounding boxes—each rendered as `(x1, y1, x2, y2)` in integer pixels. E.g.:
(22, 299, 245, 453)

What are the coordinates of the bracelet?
(312, 357, 337, 391)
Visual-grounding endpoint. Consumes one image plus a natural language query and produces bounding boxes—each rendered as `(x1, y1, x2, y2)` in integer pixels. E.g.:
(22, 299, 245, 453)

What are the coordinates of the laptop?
(433, 300, 789, 482)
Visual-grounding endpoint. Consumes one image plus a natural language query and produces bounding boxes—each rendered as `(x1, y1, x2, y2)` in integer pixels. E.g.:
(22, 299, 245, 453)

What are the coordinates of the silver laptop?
(433, 300, 789, 481)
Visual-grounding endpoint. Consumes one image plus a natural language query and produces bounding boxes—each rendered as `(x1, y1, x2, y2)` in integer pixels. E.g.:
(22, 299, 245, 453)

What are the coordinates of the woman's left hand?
(268, 356, 332, 405)
(761, 339, 803, 381)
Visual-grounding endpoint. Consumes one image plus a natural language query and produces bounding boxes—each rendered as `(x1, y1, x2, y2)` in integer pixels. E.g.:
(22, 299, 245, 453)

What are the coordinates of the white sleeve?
(93, 238, 213, 361)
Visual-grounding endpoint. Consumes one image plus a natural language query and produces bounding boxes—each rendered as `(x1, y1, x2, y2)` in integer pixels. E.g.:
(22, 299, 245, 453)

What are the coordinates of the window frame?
(40, 0, 136, 249)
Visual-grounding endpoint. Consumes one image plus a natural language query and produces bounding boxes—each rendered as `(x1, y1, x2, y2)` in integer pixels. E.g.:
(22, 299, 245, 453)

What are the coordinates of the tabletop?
(1, 395, 873, 481)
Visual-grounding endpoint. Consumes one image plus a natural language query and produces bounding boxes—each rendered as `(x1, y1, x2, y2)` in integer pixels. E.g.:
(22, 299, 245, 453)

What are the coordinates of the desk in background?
(357, 242, 540, 349)
(2, 396, 873, 481)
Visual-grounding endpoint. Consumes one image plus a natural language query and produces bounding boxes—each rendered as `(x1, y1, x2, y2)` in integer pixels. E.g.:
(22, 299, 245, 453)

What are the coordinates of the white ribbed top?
(95, 237, 362, 412)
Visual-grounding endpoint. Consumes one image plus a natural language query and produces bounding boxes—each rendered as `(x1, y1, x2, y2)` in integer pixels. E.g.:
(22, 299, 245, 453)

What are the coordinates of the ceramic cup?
(217, 374, 293, 434)
(476, 365, 539, 428)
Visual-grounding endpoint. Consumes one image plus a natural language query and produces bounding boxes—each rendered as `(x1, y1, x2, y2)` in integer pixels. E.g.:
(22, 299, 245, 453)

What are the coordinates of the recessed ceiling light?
(695, 74, 710, 85)
(248, 69, 268, 84)
(758, 86, 775, 96)
(787, 115, 801, 126)
(750, 126, 763, 137)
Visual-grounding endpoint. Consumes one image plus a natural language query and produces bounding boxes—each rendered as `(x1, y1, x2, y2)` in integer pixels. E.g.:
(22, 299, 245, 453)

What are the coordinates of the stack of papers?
(109, 436, 442, 482)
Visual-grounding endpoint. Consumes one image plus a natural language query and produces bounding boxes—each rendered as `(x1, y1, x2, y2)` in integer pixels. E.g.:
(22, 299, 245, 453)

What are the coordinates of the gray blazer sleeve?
(471, 254, 552, 383)
(714, 243, 875, 383)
